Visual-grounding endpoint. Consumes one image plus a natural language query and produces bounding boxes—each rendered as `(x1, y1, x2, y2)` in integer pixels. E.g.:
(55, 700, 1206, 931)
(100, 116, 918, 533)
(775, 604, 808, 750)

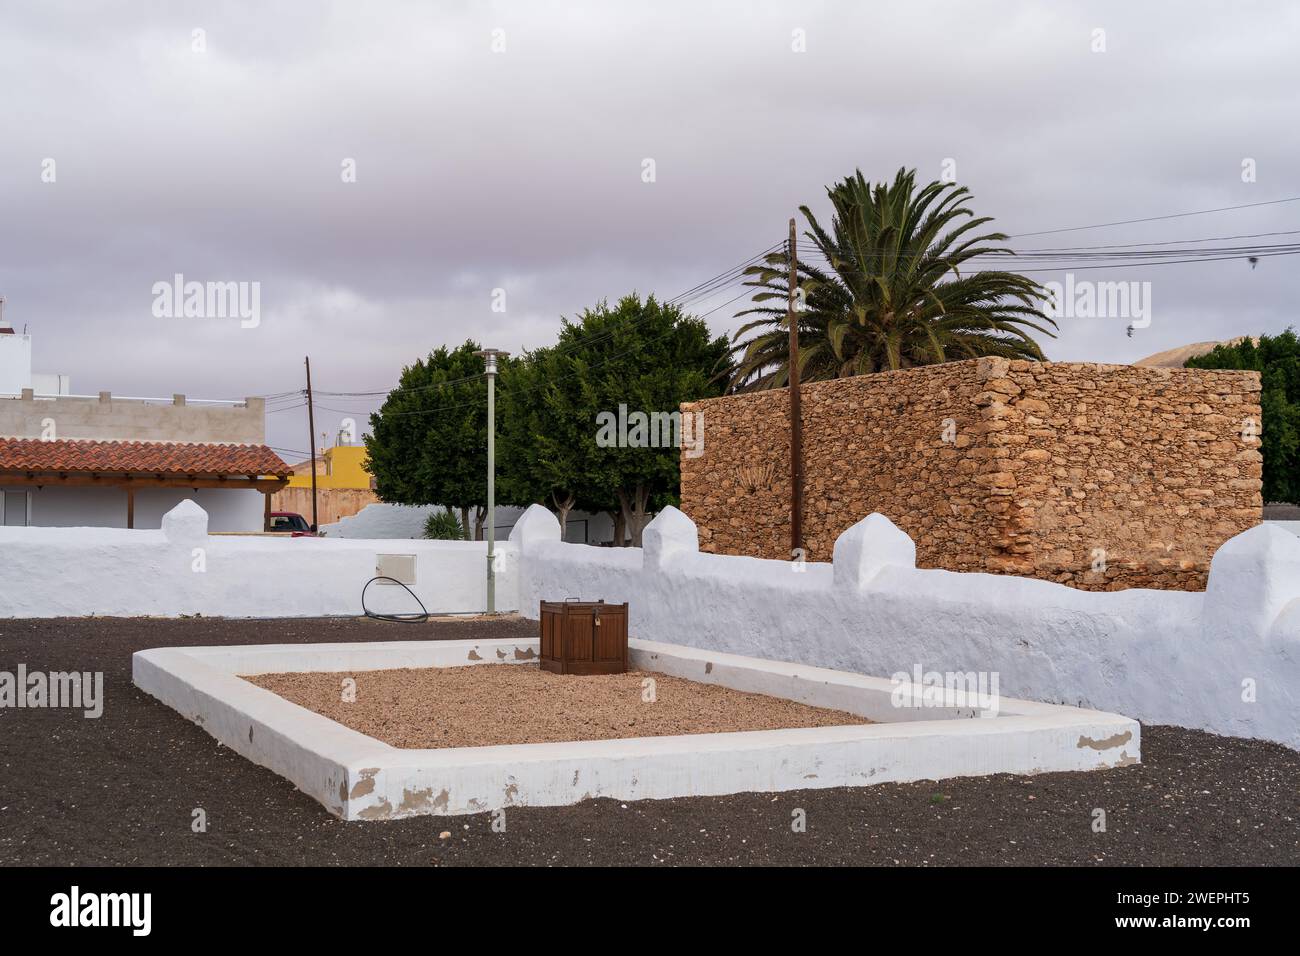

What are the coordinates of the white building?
(0, 299, 71, 396)
(0, 305, 289, 531)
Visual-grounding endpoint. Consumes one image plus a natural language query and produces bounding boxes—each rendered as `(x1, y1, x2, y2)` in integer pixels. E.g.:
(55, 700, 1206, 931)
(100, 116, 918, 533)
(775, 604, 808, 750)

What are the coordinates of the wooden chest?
(539, 600, 629, 675)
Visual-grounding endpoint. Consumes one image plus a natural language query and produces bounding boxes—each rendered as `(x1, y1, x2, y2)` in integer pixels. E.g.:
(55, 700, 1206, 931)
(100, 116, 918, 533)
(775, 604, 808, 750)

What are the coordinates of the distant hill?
(1134, 336, 1258, 368)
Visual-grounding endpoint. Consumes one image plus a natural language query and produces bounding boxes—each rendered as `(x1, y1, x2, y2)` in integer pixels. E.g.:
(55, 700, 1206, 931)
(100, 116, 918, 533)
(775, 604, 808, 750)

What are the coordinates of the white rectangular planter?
(132, 638, 1140, 821)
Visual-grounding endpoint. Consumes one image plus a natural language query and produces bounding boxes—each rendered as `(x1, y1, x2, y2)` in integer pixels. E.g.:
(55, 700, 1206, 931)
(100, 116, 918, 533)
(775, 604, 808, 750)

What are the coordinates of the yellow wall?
(286, 444, 373, 490)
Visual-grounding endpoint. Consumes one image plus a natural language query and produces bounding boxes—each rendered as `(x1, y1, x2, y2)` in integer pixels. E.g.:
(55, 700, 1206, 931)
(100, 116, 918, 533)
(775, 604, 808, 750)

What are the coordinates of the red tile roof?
(0, 438, 291, 477)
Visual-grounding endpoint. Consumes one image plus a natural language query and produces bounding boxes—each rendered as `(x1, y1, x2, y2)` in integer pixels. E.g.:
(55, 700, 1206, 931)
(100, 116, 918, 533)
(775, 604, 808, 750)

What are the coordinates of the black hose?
(361, 576, 430, 624)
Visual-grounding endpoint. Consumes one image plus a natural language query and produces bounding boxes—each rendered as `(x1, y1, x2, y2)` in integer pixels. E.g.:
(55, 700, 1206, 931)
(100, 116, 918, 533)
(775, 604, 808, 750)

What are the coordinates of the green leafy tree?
(504, 294, 730, 546)
(729, 167, 1056, 390)
(499, 345, 601, 534)
(1186, 329, 1300, 504)
(365, 340, 497, 539)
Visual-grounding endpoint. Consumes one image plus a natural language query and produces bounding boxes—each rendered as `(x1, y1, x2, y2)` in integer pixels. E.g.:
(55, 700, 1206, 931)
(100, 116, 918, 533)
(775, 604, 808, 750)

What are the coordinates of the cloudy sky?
(2, 0, 1297, 457)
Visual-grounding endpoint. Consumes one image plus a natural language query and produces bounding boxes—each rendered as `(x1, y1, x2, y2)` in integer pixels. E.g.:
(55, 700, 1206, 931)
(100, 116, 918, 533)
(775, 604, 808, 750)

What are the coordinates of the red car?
(266, 512, 319, 536)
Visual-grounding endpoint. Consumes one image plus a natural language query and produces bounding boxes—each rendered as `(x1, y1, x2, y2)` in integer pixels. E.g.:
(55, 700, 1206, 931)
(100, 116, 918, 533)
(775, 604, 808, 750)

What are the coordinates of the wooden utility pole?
(787, 217, 804, 558)
(304, 356, 319, 532)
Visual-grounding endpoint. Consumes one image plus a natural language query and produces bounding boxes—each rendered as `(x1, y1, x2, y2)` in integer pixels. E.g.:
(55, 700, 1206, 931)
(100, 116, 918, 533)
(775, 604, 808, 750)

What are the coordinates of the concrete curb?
(134, 638, 1140, 821)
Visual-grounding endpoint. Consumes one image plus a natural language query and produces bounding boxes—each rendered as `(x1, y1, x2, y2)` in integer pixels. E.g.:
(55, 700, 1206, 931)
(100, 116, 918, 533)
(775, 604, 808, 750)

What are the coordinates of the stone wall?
(680, 358, 1263, 590)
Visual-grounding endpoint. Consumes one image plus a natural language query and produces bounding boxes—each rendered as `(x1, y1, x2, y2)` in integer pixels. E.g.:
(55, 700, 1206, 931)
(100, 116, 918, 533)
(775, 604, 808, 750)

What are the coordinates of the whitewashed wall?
(323, 501, 616, 544)
(0, 500, 517, 618)
(511, 505, 1300, 749)
(4, 485, 266, 532)
(3, 498, 1299, 748)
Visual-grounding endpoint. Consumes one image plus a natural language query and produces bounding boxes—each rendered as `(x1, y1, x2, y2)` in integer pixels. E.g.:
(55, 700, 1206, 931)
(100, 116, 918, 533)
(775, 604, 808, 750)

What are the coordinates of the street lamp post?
(474, 349, 509, 613)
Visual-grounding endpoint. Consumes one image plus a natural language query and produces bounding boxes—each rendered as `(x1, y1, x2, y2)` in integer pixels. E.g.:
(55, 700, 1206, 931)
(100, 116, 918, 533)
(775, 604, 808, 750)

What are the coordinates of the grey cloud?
(0, 0, 1296, 453)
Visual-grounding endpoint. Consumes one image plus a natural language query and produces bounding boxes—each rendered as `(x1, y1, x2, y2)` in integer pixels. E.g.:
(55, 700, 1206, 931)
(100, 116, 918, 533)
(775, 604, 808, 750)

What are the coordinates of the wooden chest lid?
(540, 599, 626, 613)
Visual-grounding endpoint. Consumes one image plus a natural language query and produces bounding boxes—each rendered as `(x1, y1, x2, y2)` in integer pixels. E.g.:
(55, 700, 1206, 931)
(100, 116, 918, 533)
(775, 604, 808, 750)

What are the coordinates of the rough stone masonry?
(680, 358, 1263, 590)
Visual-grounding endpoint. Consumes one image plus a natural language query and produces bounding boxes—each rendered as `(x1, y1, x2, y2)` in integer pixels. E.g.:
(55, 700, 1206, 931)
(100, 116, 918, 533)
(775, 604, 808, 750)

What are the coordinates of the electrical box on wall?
(375, 554, 417, 584)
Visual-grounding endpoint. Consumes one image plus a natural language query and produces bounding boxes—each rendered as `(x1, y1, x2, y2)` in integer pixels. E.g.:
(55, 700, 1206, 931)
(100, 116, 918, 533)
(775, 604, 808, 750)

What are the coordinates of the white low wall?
(322, 502, 616, 545)
(0, 500, 518, 618)
(5, 498, 1300, 749)
(510, 505, 1300, 750)
(133, 637, 1139, 819)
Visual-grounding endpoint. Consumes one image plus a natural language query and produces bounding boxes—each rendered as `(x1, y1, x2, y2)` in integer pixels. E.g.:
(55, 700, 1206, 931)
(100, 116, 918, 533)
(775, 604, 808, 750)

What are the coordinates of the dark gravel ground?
(1, 615, 1297, 867)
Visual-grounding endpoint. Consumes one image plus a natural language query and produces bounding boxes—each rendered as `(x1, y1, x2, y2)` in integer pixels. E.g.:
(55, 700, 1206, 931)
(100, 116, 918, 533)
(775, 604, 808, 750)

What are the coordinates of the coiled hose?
(360, 575, 430, 624)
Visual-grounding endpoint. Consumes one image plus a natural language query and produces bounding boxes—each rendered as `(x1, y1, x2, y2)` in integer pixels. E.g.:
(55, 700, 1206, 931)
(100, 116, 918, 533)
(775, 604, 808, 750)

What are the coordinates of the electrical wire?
(252, 195, 1300, 407)
(307, 241, 788, 401)
(1016, 228, 1300, 252)
(282, 254, 780, 420)
(1008, 195, 1300, 238)
(360, 576, 430, 624)
(798, 244, 1300, 274)
(369, 281, 764, 420)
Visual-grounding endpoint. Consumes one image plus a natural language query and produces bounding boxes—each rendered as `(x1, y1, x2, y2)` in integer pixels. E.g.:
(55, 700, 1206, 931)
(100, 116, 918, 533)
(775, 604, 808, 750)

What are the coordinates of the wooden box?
(539, 600, 629, 675)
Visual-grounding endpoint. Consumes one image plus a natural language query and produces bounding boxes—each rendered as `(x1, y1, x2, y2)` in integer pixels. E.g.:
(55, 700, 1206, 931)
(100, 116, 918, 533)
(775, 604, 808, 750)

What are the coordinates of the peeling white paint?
(132, 637, 1139, 821)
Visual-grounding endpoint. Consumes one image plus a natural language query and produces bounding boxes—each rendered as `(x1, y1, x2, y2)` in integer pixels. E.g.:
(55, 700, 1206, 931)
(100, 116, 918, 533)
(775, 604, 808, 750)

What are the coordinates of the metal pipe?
(487, 366, 496, 612)
(475, 348, 510, 613)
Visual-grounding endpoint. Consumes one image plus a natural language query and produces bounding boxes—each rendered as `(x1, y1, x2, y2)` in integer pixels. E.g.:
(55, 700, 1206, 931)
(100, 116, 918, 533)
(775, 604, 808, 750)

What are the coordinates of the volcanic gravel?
(245, 663, 869, 748)
(1, 615, 1297, 866)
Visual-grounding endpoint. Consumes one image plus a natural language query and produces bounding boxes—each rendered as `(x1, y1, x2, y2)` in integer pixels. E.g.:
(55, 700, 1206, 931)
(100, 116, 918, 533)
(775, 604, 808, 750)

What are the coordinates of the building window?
(2, 490, 30, 527)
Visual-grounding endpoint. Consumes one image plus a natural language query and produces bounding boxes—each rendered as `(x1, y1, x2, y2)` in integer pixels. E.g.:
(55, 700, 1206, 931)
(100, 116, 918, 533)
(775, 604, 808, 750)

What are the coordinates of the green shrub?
(423, 508, 465, 540)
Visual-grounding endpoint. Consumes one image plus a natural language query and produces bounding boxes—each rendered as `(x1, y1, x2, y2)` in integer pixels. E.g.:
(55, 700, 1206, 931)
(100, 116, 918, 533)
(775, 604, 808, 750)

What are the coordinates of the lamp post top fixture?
(473, 348, 510, 376)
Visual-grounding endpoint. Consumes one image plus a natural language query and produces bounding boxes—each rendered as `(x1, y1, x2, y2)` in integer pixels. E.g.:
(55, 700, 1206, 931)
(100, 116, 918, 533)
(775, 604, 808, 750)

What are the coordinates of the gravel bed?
(245, 663, 869, 748)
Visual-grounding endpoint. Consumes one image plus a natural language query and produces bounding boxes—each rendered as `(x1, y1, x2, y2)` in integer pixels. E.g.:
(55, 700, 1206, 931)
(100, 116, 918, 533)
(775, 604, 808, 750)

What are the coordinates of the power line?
(1002, 247, 1300, 273)
(775, 235, 1300, 265)
(1008, 195, 1300, 238)
(268, 446, 312, 459)
(259, 229, 1284, 421)
(369, 275, 765, 421)
(313, 403, 375, 416)
(306, 241, 786, 404)
(798, 241, 1300, 274)
(254, 195, 1300, 407)
(1018, 228, 1300, 252)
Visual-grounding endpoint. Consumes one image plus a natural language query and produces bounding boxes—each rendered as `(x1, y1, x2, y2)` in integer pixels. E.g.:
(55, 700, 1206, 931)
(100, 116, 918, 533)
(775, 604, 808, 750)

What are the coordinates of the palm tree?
(728, 168, 1056, 391)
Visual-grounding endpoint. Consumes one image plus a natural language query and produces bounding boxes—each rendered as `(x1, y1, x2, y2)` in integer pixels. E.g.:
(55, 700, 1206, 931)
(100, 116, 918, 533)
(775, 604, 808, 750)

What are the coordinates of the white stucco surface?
(513, 505, 1300, 750)
(6, 499, 1300, 748)
(322, 501, 615, 544)
(322, 503, 526, 539)
(0, 499, 518, 618)
(1, 485, 265, 532)
(133, 637, 1139, 820)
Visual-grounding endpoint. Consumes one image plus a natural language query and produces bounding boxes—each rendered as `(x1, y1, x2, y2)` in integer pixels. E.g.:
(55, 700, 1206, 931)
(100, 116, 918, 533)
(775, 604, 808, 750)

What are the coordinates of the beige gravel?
(244, 664, 869, 749)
